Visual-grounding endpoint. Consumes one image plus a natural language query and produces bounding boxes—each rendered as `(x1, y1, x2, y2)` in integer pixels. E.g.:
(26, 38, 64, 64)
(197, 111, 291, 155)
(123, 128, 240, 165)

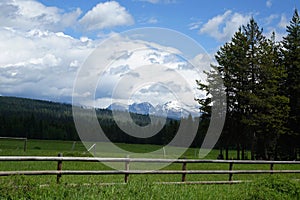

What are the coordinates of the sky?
(0, 0, 298, 110)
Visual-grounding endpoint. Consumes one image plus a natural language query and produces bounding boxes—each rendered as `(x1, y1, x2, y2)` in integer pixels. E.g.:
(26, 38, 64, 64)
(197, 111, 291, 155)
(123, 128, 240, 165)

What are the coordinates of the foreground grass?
(0, 175, 299, 200)
(0, 139, 300, 199)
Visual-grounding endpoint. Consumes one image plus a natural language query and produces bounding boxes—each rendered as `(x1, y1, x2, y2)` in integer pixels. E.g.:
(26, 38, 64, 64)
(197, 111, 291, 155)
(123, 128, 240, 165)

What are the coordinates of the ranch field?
(0, 139, 299, 199)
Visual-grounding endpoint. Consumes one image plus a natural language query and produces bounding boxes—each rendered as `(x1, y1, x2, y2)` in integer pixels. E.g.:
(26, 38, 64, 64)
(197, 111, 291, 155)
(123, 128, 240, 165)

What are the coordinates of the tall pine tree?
(282, 9, 300, 160)
(197, 18, 289, 160)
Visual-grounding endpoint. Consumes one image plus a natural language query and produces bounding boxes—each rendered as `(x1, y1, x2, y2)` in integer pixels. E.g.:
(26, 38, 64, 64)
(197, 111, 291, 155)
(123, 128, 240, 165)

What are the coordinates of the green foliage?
(197, 10, 300, 160)
(281, 9, 300, 160)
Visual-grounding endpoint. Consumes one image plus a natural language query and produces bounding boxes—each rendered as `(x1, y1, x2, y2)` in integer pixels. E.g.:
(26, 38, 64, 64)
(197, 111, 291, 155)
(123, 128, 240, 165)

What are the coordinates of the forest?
(0, 10, 299, 161)
(0, 96, 206, 148)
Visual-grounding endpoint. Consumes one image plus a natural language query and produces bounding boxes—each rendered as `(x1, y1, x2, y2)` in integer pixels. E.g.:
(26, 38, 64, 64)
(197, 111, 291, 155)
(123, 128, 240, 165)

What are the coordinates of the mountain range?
(107, 101, 200, 119)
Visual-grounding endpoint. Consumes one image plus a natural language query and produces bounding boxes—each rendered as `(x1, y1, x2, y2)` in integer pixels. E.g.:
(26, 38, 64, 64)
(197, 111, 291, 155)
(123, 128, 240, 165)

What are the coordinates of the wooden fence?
(0, 155, 299, 184)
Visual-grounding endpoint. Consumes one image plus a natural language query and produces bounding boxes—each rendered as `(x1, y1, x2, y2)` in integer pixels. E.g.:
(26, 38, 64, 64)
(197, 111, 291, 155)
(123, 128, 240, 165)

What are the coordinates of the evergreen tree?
(252, 33, 289, 160)
(197, 18, 289, 160)
(215, 28, 250, 159)
(282, 9, 300, 159)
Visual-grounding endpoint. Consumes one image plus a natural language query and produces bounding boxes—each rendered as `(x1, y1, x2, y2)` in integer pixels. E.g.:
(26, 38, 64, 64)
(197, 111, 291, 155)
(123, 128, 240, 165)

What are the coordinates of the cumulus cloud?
(0, 1, 135, 32)
(0, 0, 81, 31)
(266, 0, 272, 8)
(0, 0, 138, 102)
(79, 1, 134, 31)
(0, 0, 209, 110)
(108, 65, 131, 75)
(0, 24, 208, 108)
(0, 27, 95, 101)
(199, 10, 251, 42)
(71, 35, 210, 109)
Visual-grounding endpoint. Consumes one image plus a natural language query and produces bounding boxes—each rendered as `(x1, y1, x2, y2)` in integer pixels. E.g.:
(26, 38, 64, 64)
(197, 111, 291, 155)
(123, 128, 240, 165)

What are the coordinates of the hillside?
(0, 96, 202, 146)
(0, 96, 77, 140)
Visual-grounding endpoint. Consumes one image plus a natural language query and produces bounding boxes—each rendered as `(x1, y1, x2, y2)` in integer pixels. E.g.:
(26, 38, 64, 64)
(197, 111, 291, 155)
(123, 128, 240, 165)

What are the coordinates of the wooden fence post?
(56, 153, 63, 183)
(181, 162, 187, 182)
(229, 162, 233, 181)
(124, 155, 130, 183)
(270, 163, 274, 174)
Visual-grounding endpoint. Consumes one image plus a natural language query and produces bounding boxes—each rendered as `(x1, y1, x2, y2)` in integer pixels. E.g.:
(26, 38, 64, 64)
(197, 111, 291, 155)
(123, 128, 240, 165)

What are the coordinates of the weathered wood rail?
(0, 156, 299, 184)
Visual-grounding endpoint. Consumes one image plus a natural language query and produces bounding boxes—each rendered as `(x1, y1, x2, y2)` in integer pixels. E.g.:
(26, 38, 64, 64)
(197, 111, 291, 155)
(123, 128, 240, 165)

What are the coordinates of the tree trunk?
(225, 147, 229, 160)
(237, 143, 240, 160)
(241, 145, 245, 160)
(251, 132, 256, 160)
(217, 148, 224, 159)
(264, 143, 268, 160)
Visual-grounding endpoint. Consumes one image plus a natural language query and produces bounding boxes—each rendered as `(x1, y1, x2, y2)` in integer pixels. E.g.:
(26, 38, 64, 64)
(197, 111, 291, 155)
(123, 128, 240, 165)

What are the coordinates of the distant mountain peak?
(107, 101, 200, 119)
(129, 102, 155, 115)
(106, 102, 127, 111)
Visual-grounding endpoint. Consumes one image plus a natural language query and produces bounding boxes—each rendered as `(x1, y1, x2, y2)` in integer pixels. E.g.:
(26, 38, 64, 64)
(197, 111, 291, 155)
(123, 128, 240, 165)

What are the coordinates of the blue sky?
(0, 0, 298, 109)
(36, 0, 297, 51)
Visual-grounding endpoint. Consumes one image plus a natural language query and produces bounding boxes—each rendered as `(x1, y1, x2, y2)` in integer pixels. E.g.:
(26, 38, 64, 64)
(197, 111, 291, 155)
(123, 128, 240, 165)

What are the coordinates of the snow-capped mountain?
(106, 102, 127, 112)
(155, 101, 200, 119)
(129, 102, 155, 115)
(155, 101, 188, 119)
(107, 101, 200, 119)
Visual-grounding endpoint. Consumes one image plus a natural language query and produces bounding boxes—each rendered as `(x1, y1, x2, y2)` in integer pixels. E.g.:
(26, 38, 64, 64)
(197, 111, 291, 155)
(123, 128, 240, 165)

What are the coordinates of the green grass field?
(0, 139, 299, 199)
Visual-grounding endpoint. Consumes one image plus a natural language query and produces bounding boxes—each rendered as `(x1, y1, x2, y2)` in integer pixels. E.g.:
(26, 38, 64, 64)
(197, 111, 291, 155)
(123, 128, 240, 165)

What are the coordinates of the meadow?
(0, 139, 299, 199)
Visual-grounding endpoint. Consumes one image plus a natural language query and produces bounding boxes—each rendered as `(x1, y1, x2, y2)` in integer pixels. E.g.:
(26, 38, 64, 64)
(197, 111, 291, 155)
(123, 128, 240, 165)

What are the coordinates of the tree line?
(0, 96, 190, 145)
(0, 96, 209, 151)
(196, 10, 300, 160)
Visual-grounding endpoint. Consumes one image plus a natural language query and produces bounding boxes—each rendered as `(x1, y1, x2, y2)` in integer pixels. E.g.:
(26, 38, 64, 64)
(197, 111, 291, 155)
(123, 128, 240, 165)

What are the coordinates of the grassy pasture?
(0, 139, 299, 199)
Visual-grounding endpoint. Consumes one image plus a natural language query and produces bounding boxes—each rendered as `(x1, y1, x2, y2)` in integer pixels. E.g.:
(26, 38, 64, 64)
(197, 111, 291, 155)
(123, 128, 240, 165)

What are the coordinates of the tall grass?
(0, 139, 300, 199)
(0, 175, 299, 200)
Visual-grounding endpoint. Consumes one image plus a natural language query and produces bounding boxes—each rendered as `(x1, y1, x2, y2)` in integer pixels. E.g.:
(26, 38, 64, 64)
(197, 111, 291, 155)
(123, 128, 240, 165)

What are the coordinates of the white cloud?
(0, 24, 208, 108)
(79, 1, 134, 31)
(0, 0, 208, 110)
(263, 13, 287, 42)
(138, 16, 158, 25)
(266, 0, 272, 8)
(0, 26, 96, 101)
(200, 10, 232, 38)
(0, 0, 134, 32)
(71, 35, 209, 110)
(199, 10, 251, 42)
(264, 14, 279, 25)
(147, 17, 158, 24)
(278, 14, 289, 29)
(70, 60, 80, 68)
(188, 20, 202, 30)
(0, 0, 81, 31)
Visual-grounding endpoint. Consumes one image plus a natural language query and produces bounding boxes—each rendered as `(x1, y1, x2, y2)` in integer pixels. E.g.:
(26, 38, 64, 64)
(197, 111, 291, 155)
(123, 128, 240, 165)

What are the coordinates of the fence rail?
(0, 156, 299, 184)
